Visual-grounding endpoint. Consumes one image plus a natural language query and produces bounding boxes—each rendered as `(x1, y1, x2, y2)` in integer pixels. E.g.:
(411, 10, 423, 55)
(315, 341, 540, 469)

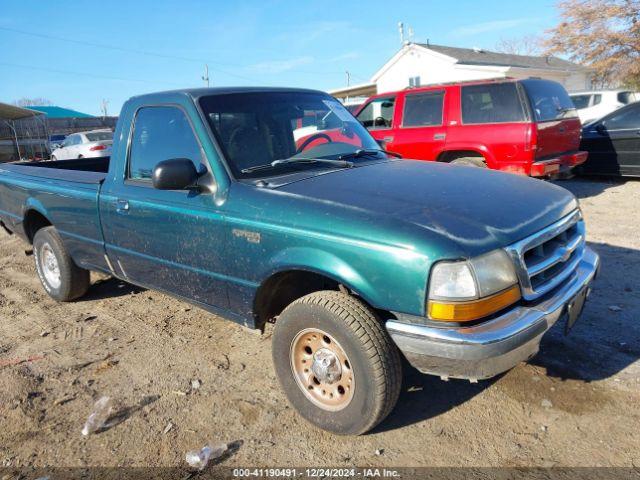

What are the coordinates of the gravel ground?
(0, 177, 638, 469)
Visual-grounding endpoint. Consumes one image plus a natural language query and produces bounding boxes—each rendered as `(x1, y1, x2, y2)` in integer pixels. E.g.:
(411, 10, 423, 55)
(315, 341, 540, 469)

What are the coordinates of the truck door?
(100, 105, 229, 308)
(390, 90, 447, 160)
(355, 95, 398, 150)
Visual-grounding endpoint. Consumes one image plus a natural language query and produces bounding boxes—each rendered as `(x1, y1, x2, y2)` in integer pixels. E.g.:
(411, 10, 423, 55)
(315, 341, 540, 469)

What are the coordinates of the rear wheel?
(450, 156, 487, 168)
(272, 291, 402, 435)
(33, 226, 90, 301)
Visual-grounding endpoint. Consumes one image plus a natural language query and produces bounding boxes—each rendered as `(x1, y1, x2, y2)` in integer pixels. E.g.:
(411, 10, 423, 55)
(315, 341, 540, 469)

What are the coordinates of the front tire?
(33, 226, 90, 301)
(272, 291, 402, 435)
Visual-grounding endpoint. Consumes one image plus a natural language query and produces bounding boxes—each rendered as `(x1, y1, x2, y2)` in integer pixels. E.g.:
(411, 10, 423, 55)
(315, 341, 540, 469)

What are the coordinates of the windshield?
(199, 91, 382, 178)
(521, 79, 577, 122)
(85, 131, 113, 142)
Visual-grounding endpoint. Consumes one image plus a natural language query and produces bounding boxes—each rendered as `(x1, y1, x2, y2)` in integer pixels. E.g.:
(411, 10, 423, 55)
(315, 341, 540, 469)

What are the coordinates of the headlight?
(428, 249, 520, 322)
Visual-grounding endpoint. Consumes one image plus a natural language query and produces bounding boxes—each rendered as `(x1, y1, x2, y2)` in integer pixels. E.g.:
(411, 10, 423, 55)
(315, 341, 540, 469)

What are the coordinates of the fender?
(261, 246, 378, 307)
(438, 143, 497, 168)
(23, 197, 50, 221)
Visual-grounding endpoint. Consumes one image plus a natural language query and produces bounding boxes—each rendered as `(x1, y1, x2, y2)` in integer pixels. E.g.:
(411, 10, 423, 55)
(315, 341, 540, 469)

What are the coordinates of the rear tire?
(33, 226, 90, 301)
(272, 291, 402, 435)
(450, 156, 486, 168)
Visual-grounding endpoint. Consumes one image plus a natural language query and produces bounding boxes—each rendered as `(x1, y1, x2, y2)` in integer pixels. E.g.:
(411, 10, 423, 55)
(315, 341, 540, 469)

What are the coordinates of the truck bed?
(0, 156, 109, 184)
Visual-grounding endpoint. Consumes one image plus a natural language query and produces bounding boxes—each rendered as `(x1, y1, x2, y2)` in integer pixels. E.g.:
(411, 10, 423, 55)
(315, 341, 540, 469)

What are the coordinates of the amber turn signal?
(428, 285, 521, 322)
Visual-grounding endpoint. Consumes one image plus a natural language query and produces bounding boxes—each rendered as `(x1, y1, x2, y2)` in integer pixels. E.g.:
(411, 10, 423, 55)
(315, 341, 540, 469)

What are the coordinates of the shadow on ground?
(373, 360, 496, 433)
(552, 176, 635, 199)
(531, 241, 640, 382)
(377, 239, 640, 432)
(81, 276, 146, 302)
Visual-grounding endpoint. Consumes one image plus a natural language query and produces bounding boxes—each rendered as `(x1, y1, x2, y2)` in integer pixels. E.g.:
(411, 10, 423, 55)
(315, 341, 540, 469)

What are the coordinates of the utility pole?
(202, 64, 210, 87)
(100, 99, 109, 118)
(345, 71, 351, 87)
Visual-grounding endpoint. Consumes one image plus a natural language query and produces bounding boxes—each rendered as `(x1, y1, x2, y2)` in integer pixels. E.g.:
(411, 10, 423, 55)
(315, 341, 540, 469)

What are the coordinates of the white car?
(570, 90, 640, 125)
(50, 130, 113, 160)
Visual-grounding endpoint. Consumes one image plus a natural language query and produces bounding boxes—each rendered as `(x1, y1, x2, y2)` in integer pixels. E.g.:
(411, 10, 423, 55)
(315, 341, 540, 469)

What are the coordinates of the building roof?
(418, 43, 588, 72)
(28, 106, 94, 118)
(0, 102, 43, 121)
(328, 82, 377, 98)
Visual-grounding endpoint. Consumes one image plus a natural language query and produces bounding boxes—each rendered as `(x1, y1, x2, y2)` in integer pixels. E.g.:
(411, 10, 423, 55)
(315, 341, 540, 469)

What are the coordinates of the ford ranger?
(0, 87, 600, 435)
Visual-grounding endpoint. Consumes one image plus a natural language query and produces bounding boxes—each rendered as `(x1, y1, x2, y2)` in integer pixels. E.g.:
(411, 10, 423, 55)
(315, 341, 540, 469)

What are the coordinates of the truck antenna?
(398, 22, 404, 44)
(202, 64, 210, 88)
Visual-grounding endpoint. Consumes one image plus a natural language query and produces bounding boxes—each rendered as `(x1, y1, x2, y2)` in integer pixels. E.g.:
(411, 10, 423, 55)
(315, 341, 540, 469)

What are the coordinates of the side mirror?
(152, 158, 199, 190)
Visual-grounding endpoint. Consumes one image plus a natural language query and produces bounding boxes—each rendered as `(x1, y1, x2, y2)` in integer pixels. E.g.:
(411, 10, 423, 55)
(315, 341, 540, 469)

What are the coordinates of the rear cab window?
(356, 96, 396, 129)
(461, 82, 526, 124)
(402, 90, 445, 127)
(520, 79, 577, 122)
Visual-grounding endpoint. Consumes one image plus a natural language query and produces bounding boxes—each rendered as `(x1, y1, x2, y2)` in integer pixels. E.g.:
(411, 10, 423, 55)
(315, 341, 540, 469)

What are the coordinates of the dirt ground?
(0, 177, 639, 470)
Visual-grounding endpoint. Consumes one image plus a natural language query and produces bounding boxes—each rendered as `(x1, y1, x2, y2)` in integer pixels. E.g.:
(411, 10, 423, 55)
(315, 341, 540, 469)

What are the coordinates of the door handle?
(433, 133, 446, 140)
(382, 136, 394, 143)
(115, 199, 129, 214)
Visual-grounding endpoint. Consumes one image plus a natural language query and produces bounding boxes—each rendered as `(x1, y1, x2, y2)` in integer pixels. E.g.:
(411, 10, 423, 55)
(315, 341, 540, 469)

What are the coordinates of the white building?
(331, 42, 591, 102)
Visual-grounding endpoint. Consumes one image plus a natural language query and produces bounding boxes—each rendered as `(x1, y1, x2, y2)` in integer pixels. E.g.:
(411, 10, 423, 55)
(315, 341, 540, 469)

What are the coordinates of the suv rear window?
(461, 83, 525, 124)
(521, 79, 577, 122)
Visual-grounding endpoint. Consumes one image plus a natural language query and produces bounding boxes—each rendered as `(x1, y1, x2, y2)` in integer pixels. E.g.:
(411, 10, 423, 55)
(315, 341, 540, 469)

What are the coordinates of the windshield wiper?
(337, 148, 402, 160)
(241, 157, 353, 174)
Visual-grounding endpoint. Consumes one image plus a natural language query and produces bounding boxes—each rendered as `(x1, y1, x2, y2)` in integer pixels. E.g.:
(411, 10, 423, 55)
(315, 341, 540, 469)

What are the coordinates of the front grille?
(505, 210, 585, 300)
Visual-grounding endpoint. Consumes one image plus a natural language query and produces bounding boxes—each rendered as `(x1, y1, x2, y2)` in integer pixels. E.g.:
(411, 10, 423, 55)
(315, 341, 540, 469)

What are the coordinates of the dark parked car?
(579, 101, 640, 177)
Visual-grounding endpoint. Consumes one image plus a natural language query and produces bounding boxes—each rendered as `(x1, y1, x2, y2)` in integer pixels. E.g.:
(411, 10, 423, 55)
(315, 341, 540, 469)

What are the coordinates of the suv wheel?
(272, 291, 402, 435)
(450, 157, 486, 168)
(33, 226, 90, 301)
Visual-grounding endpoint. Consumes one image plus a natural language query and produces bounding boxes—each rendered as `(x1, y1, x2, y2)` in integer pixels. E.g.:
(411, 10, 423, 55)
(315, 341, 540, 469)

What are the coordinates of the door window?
(128, 106, 203, 181)
(356, 96, 396, 129)
(402, 91, 444, 127)
(461, 83, 526, 124)
(603, 105, 640, 131)
(62, 135, 76, 147)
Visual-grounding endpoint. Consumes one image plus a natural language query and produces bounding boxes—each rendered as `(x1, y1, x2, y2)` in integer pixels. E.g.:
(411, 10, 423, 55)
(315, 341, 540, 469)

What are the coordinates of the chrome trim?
(386, 247, 599, 380)
(505, 210, 585, 300)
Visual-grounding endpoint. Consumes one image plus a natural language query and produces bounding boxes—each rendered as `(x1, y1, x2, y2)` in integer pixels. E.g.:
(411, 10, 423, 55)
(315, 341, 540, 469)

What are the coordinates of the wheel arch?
(22, 206, 53, 244)
(437, 146, 495, 166)
(253, 251, 380, 328)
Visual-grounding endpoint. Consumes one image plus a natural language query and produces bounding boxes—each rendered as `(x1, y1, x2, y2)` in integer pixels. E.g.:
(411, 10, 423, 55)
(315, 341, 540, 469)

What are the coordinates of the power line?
(0, 25, 255, 82)
(0, 61, 186, 87)
(0, 25, 366, 79)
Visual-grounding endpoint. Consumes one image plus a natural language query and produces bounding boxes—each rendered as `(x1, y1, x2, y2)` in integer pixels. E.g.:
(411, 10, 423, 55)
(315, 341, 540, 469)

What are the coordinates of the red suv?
(354, 78, 587, 177)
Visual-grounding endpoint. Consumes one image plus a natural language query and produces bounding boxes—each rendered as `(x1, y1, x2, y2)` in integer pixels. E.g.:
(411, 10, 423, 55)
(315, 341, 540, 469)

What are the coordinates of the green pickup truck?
(0, 88, 599, 435)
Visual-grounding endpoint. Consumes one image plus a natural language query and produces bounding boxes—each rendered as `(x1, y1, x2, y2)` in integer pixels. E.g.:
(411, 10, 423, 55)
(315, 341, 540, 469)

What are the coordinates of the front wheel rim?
(290, 328, 355, 411)
(39, 242, 61, 289)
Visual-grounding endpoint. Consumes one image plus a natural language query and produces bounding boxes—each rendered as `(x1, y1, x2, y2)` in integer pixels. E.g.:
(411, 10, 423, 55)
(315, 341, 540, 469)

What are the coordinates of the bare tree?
(495, 35, 542, 56)
(13, 97, 53, 107)
(544, 0, 640, 88)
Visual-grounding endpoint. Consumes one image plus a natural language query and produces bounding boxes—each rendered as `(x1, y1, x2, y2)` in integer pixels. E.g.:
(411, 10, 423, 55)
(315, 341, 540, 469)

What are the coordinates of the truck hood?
(275, 160, 578, 255)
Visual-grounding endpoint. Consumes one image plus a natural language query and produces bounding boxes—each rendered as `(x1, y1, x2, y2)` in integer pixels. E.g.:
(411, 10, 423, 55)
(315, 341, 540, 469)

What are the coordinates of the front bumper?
(386, 247, 600, 381)
(530, 151, 588, 177)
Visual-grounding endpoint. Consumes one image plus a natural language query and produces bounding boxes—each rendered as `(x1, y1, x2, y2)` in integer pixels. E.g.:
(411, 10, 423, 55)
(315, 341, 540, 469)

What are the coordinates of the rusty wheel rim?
(290, 328, 355, 412)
